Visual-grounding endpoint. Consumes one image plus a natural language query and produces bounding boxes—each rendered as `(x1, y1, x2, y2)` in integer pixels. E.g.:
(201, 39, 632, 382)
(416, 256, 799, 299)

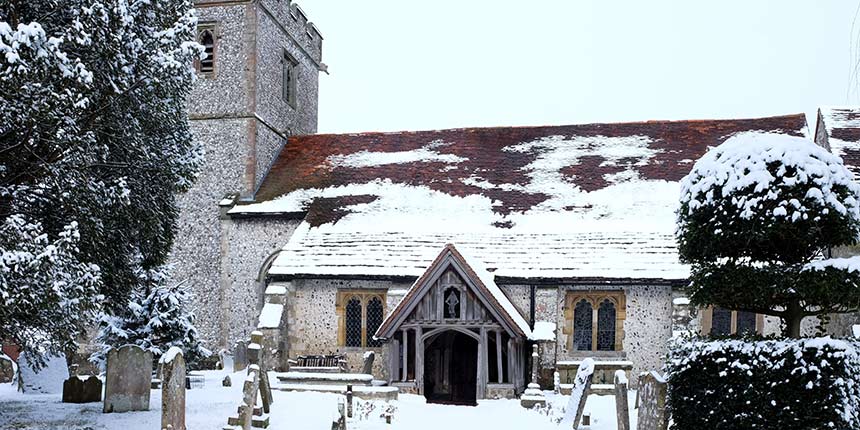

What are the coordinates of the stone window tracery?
(337, 290, 387, 348)
(566, 291, 626, 352)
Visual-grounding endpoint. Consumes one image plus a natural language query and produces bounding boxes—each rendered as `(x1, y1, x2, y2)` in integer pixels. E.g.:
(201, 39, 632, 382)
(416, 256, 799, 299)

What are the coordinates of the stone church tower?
(172, 0, 324, 348)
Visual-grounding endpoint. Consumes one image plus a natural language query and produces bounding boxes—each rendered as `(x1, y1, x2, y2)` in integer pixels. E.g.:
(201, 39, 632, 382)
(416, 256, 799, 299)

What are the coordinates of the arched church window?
(366, 297, 384, 347)
(443, 287, 460, 319)
(597, 299, 616, 351)
(573, 299, 593, 351)
(736, 310, 757, 335)
(345, 297, 362, 347)
(711, 306, 732, 336)
(197, 27, 215, 75)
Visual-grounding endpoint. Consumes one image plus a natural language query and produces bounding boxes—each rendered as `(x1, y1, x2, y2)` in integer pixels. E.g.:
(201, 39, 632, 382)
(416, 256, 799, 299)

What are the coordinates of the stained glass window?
(736, 310, 757, 335)
(345, 297, 362, 347)
(366, 297, 384, 347)
(597, 299, 616, 351)
(573, 299, 593, 351)
(443, 287, 460, 319)
(711, 307, 732, 336)
(198, 29, 215, 74)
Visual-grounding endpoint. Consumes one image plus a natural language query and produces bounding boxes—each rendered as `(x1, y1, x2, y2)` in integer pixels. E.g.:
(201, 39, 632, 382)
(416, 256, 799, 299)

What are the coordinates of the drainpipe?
(529, 286, 536, 328)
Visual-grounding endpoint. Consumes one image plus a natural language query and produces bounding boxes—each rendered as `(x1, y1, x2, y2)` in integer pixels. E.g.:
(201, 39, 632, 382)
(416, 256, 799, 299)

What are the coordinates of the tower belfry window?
(282, 50, 298, 107)
(197, 26, 216, 76)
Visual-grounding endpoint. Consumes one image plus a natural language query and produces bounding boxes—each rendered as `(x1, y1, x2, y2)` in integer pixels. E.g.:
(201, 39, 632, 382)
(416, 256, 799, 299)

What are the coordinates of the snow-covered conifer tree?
(0, 0, 203, 366)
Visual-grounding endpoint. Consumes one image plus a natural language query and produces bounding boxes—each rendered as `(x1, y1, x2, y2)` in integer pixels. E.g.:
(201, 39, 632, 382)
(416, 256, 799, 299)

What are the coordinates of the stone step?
(275, 383, 398, 401)
(274, 371, 373, 386)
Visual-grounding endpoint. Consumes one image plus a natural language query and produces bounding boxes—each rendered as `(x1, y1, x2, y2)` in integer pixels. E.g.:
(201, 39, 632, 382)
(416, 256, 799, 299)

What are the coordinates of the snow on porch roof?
(237, 114, 808, 280)
(375, 243, 532, 339)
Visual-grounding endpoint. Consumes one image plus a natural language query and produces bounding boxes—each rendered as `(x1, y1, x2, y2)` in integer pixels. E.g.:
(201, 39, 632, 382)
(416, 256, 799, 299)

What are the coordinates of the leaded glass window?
(573, 299, 593, 351)
(597, 299, 616, 351)
(345, 297, 362, 347)
(366, 297, 384, 347)
(198, 28, 215, 75)
(736, 310, 757, 335)
(711, 307, 732, 336)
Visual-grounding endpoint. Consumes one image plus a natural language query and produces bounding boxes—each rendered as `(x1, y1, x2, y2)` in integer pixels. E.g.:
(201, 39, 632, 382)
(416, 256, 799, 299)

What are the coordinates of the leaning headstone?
(560, 358, 595, 429)
(227, 367, 260, 430)
(361, 351, 375, 374)
(614, 370, 630, 430)
(0, 353, 15, 383)
(637, 371, 668, 430)
(520, 344, 546, 408)
(62, 375, 102, 403)
(18, 352, 68, 394)
(248, 332, 273, 413)
(161, 347, 186, 430)
(233, 340, 248, 372)
(103, 345, 152, 413)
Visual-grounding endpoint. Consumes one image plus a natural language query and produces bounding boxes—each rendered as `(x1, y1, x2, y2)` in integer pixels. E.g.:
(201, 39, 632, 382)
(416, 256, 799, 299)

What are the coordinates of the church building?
(176, 0, 860, 403)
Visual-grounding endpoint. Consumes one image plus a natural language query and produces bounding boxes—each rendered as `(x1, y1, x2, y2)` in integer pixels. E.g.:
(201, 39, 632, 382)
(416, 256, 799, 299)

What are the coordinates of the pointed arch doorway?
(423, 329, 478, 405)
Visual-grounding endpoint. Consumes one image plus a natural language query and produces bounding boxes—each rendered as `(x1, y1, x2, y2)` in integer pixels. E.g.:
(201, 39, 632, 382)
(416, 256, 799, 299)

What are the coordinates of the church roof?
(816, 107, 860, 180)
(375, 244, 531, 339)
(232, 114, 809, 282)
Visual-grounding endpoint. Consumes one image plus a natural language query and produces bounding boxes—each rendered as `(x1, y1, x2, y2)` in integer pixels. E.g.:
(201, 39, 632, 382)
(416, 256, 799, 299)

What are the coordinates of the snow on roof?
(375, 244, 532, 338)
(818, 107, 860, 180)
(237, 115, 808, 280)
(529, 321, 556, 341)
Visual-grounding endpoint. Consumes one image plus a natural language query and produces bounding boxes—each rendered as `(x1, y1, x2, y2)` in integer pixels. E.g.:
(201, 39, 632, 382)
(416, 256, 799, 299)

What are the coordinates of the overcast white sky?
(298, 1, 860, 134)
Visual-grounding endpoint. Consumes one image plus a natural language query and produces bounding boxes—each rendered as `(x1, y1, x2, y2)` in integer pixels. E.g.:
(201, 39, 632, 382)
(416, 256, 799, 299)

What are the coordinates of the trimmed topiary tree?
(677, 132, 860, 337)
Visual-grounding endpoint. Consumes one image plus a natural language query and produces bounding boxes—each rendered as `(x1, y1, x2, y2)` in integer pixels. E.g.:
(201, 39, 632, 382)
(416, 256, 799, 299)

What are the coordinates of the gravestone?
(520, 344, 546, 408)
(553, 371, 561, 394)
(637, 371, 668, 430)
(248, 332, 272, 413)
(103, 345, 152, 413)
(361, 351, 375, 374)
(161, 347, 186, 430)
(234, 341, 248, 372)
(614, 370, 630, 430)
(62, 375, 102, 403)
(0, 354, 14, 383)
(18, 352, 68, 394)
(223, 375, 232, 387)
(560, 358, 595, 429)
(331, 397, 347, 430)
(227, 367, 260, 430)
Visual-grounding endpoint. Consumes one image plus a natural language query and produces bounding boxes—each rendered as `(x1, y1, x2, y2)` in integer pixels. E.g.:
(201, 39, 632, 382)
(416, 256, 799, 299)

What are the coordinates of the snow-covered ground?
(0, 369, 637, 430)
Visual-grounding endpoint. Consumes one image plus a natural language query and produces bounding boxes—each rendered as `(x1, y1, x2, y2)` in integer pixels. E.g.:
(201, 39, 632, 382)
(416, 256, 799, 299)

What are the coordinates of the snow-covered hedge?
(666, 337, 860, 430)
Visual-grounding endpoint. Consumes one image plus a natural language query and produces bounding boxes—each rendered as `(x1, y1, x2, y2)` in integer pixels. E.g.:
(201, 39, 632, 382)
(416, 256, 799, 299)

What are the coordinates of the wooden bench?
(288, 354, 347, 373)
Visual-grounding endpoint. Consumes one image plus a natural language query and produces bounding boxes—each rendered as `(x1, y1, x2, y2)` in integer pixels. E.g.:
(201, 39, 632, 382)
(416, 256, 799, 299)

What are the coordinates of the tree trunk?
(784, 301, 803, 338)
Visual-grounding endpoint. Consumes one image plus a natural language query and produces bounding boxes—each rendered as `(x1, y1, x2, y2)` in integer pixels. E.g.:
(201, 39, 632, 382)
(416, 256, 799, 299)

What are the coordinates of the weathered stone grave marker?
(223, 375, 232, 387)
(637, 371, 668, 430)
(331, 397, 347, 430)
(346, 384, 354, 418)
(614, 370, 630, 430)
(62, 375, 102, 403)
(519, 345, 546, 408)
(248, 331, 273, 413)
(224, 332, 274, 429)
(0, 354, 15, 384)
(234, 340, 248, 372)
(361, 351, 375, 374)
(103, 345, 152, 413)
(560, 357, 595, 429)
(161, 347, 186, 430)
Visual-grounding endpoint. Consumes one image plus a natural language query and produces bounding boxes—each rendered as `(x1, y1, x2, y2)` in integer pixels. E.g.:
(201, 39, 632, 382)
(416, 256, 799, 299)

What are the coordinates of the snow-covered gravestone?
(161, 347, 186, 430)
(560, 358, 595, 429)
(637, 371, 668, 430)
(227, 366, 260, 430)
(248, 331, 273, 413)
(103, 345, 152, 413)
(18, 352, 68, 394)
(614, 370, 630, 430)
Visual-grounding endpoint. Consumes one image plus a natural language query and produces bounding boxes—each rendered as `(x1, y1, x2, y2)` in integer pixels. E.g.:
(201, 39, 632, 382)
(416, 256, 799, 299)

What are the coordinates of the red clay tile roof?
(817, 107, 860, 180)
(251, 115, 808, 222)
